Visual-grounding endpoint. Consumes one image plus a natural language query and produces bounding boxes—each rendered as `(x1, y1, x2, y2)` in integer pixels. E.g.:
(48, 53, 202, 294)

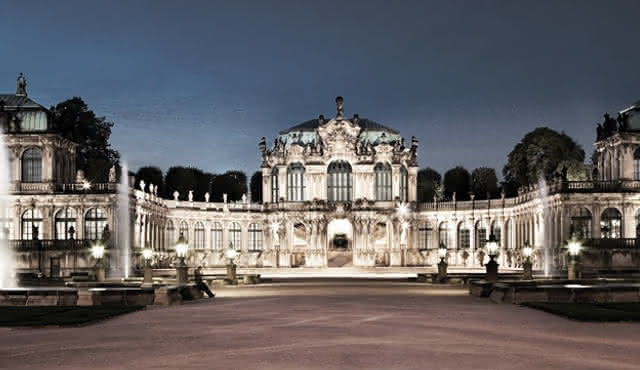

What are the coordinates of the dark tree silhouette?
(417, 167, 441, 202)
(250, 171, 263, 203)
(135, 166, 164, 195)
(471, 167, 500, 200)
(443, 166, 471, 201)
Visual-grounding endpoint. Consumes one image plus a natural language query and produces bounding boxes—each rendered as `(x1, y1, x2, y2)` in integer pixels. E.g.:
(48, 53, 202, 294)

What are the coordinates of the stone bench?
(0, 288, 78, 306)
(154, 284, 204, 306)
(77, 287, 155, 306)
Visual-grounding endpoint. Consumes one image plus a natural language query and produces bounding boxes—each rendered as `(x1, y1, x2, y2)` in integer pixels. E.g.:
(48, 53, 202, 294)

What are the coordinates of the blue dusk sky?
(1, 0, 639, 177)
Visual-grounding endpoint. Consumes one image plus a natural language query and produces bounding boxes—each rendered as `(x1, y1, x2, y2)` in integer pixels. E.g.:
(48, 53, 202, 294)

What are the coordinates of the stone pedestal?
(176, 265, 188, 285)
(143, 265, 153, 285)
(95, 265, 105, 282)
(226, 263, 237, 285)
(522, 260, 533, 280)
(485, 258, 499, 282)
(437, 260, 448, 283)
(568, 260, 578, 280)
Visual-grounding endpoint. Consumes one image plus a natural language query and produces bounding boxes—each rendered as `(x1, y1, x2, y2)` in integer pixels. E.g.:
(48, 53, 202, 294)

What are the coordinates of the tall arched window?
(194, 222, 205, 249)
(439, 222, 449, 248)
(458, 223, 470, 249)
(419, 222, 432, 249)
(21, 209, 43, 240)
(21, 147, 42, 183)
(211, 222, 223, 250)
(230, 222, 242, 250)
(271, 167, 279, 202)
(179, 221, 189, 241)
(476, 221, 487, 249)
(374, 163, 392, 201)
(166, 220, 175, 246)
(287, 163, 305, 201)
(248, 223, 263, 251)
(570, 207, 592, 239)
(55, 208, 77, 240)
(400, 166, 409, 202)
(328, 161, 352, 202)
(601, 208, 622, 238)
(491, 222, 501, 244)
(84, 208, 107, 240)
(634, 148, 640, 180)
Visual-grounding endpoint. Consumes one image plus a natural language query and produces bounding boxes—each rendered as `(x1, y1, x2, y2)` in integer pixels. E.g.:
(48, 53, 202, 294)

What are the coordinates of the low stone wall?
(154, 285, 204, 306)
(77, 287, 155, 306)
(0, 288, 78, 306)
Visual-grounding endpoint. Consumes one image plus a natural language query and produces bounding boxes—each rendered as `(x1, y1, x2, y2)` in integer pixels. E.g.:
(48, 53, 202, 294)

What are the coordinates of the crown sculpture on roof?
(336, 96, 344, 119)
(16, 73, 27, 96)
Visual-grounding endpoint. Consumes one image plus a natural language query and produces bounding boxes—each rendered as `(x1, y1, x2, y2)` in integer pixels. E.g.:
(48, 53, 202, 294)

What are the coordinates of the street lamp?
(522, 241, 533, 280)
(142, 246, 153, 285)
(175, 232, 188, 285)
(437, 243, 448, 283)
(567, 235, 582, 280)
(397, 203, 409, 218)
(485, 233, 500, 282)
(225, 242, 238, 284)
(91, 242, 105, 282)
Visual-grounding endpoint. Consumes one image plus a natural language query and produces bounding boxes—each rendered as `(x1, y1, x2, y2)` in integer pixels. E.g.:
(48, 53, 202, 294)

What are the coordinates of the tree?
(250, 171, 263, 203)
(211, 171, 247, 202)
(50, 97, 120, 182)
(471, 167, 500, 200)
(135, 167, 164, 194)
(164, 166, 212, 201)
(417, 167, 441, 202)
(503, 127, 585, 195)
(443, 166, 471, 201)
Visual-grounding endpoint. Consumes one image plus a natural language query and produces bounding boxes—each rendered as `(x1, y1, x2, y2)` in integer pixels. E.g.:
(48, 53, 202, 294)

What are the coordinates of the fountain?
(0, 131, 13, 288)
(537, 176, 550, 277)
(117, 163, 131, 278)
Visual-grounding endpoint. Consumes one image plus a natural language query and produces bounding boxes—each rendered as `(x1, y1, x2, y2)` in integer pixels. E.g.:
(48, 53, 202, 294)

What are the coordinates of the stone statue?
(336, 96, 344, 119)
(149, 184, 154, 195)
(75, 169, 85, 183)
(259, 137, 267, 155)
(108, 165, 116, 183)
(31, 224, 39, 240)
(188, 190, 194, 202)
(173, 191, 179, 201)
(242, 193, 247, 203)
(205, 192, 210, 202)
(153, 185, 157, 196)
(101, 224, 111, 242)
(16, 73, 27, 96)
(352, 113, 360, 125)
(223, 193, 228, 203)
(318, 114, 325, 125)
(139, 180, 146, 192)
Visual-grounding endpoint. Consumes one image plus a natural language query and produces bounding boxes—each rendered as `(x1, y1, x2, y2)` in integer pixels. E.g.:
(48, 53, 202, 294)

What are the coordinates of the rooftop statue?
(16, 73, 27, 96)
(336, 96, 344, 119)
(108, 166, 116, 183)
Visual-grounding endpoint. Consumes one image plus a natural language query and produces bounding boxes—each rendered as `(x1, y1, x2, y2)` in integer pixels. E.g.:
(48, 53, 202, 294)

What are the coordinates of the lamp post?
(522, 241, 533, 280)
(91, 242, 105, 282)
(225, 242, 238, 284)
(175, 232, 188, 285)
(142, 246, 153, 285)
(567, 236, 582, 281)
(485, 233, 500, 282)
(437, 243, 448, 283)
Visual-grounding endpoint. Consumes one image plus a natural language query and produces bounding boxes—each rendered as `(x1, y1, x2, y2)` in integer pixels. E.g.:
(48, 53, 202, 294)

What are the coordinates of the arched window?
(179, 221, 189, 241)
(601, 208, 622, 238)
(374, 163, 392, 201)
(0, 208, 14, 240)
(249, 223, 263, 251)
(400, 166, 409, 202)
(570, 207, 592, 239)
(55, 208, 77, 240)
(271, 167, 279, 202)
(211, 222, 223, 250)
(419, 222, 432, 249)
(476, 221, 487, 249)
(21, 209, 43, 240)
(439, 222, 449, 248)
(458, 223, 470, 249)
(491, 222, 501, 244)
(634, 148, 640, 180)
(230, 222, 241, 250)
(328, 161, 352, 202)
(21, 147, 42, 183)
(84, 208, 107, 240)
(287, 163, 305, 201)
(166, 220, 175, 246)
(194, 222, 205, 249)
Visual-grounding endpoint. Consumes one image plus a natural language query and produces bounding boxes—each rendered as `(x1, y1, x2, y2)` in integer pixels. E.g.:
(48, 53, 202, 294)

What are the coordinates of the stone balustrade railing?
(9, 182, 118, 194)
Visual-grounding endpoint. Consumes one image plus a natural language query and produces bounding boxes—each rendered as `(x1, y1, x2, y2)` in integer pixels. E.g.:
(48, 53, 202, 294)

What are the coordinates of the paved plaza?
(1, 281, 639, 370)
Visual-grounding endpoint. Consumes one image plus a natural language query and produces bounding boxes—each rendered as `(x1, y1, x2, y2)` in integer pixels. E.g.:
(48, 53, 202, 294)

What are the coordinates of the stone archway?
(327, 218, 353, 267)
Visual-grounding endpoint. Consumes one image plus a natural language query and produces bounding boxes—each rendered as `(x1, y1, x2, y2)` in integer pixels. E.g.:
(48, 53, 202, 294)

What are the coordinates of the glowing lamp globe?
(522, 245, 533, 259)
(438, 247, 447, 259)
(142, 248, 153, 261)
(91, 243, 105, 260)
(82, 180, 91, 190)
(397, 203, 409, 217)
(175, 234, 188, 259)
(225, 244, 238, 261)
(567, 237, 582, 257)
(486, 234, 499, 257)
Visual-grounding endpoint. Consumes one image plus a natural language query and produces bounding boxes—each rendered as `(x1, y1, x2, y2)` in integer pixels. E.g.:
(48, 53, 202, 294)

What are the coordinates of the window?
(374, 163, 392, 201)
(194, 222, 205, 249)
(458, 226, 470, 249)
(21, 147, 42, 183)
(419, 222, 432, 249)
(179, 221, 189, 241)
(491, 223, 501, 244)
(0, 208, 14, 240)
(287, 163, 305, 201)
(166, 220, 175, 246)
(230, 222, 241, 250)
(570, 207, 592, 239)
(84, 208, 107, 240)
(21, 209, 43, 240)
(271, 167, 279, 202)
(400, 166, 408, 202)
(55, 208, 77, 240)
(211, 222, 223, 250)
(328, 161, 352, 202)
(601, 208, 622, 238)
(248, 223, 263, 251)
(634, 148, 640, 180)
(439, 222, 449, 248)
(476, 222, 487, 249)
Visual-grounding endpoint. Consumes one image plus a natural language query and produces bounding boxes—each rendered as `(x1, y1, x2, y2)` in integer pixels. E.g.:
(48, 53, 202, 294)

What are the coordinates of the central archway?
(327, 218, 353, 267)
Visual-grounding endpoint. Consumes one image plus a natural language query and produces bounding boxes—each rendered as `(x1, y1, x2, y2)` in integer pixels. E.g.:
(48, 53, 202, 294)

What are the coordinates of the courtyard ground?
(1, 281, 639, 370)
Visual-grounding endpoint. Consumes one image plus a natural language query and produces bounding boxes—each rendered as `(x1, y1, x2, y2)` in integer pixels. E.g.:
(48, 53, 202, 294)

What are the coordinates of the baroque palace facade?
(3, 75, 640, 276)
